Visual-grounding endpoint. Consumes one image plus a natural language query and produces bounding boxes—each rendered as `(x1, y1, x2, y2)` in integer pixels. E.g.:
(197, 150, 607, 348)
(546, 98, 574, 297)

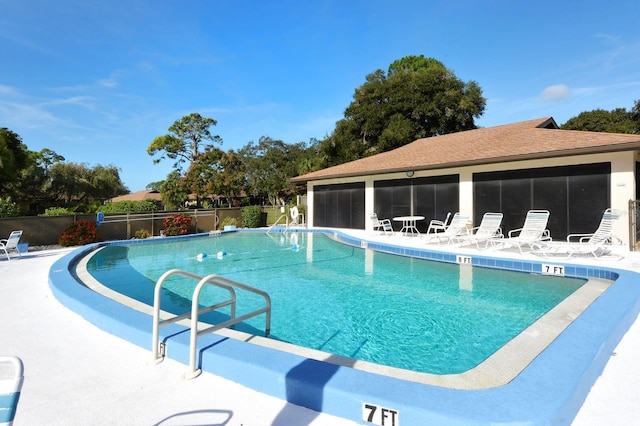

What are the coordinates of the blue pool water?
(86, 232, 585, 374)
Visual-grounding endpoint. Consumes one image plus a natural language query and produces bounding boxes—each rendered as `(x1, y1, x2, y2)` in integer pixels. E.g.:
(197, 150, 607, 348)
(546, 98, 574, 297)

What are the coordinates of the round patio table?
(393, 216, 425, 236)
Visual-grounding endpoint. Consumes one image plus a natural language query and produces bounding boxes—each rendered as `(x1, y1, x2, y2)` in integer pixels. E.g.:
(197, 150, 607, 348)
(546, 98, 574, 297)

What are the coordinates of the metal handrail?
(266, 214, 288, 234)
(150, 269, 271, 379)
(185, 275, 271, 379)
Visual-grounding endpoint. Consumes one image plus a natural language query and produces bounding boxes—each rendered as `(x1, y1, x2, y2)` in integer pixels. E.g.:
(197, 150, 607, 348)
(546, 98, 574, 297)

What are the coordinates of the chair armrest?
(427, 220, 446, 234)
(566, 233, 593, 243)
(508, 228, 523, 238)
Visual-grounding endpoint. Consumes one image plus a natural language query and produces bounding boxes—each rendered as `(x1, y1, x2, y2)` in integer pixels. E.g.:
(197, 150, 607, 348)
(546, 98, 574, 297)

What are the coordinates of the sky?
(1, 0, 639, 192)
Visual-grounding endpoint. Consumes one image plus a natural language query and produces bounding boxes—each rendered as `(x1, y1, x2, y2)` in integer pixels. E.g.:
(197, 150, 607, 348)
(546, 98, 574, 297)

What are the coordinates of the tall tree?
(0, 128, 29, 195)
(147, 113, 223, 206)
(561, 99, 640, 134)
(241, 137, 306, 206)
(319, 55, 486, 166)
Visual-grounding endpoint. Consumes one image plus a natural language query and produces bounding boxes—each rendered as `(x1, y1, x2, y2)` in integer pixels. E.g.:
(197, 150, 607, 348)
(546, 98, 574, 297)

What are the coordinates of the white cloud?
(540, 84, 572, 102)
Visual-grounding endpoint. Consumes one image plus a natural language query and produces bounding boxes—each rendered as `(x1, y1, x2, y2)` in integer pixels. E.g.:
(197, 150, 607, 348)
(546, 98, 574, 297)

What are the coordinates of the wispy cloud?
(540, 84, 572, 102)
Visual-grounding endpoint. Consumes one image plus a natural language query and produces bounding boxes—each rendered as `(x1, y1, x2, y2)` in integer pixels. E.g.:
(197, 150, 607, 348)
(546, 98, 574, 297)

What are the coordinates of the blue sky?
(1, 1, 639, 191)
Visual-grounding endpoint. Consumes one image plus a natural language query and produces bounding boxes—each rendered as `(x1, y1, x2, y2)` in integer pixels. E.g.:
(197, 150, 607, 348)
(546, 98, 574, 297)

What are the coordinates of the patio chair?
(0, 231, 23, 261)
(456, 212, 503, 248)
(495, 210, 551, 253)
(370, 213, 394, 235)
(544, 208, 621, 258)
(0, 356, 24, 426)
(423, 213, 470, 244)
(425, 212, 452, 234)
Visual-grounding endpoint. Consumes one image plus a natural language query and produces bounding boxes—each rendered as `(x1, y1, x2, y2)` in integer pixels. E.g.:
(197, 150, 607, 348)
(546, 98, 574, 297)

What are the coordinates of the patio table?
(393, 216, 425, 236)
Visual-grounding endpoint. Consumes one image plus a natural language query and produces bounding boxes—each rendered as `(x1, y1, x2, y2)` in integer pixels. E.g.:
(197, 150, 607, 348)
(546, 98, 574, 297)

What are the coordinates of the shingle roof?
(109, 190, 162, 202)
(292, 117, 640, 182)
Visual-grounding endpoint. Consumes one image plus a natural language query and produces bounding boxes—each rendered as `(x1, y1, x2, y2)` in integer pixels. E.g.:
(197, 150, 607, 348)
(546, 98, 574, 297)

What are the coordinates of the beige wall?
(306, 151, 636, 245)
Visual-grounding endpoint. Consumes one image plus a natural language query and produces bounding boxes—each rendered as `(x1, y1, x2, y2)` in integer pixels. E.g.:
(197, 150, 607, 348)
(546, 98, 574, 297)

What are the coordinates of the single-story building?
(292, 117, 640, 247)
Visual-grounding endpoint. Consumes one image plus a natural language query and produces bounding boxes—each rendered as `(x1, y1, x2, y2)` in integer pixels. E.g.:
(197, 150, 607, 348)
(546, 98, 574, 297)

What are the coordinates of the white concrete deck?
(1, 239, 639, 425)
(1, 249, 357, 425)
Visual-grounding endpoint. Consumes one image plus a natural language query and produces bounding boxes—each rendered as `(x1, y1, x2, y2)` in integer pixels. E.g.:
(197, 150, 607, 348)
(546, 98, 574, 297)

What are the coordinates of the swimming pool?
(84, 232, 585, 376)
(49, 229, 640, 424)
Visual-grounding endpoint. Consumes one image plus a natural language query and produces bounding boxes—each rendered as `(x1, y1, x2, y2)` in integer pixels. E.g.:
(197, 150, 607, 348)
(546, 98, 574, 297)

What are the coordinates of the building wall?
(305, 151, 636, 246)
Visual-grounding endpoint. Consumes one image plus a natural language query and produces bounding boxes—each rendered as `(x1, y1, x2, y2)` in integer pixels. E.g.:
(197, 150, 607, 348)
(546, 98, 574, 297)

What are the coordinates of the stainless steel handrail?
(150, 269, 271, 379)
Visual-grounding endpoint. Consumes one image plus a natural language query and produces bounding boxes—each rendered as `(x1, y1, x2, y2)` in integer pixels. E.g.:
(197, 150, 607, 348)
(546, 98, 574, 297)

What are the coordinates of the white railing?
(151, 269, 271, 379)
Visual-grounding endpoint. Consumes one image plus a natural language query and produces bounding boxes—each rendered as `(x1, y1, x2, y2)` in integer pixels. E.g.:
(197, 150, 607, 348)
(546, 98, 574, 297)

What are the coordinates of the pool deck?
(1, 231, 640, 425)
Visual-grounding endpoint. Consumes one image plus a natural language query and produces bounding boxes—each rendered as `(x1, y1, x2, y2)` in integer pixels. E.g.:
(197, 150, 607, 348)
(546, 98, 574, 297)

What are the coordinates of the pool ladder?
(151, 269, 271, 379)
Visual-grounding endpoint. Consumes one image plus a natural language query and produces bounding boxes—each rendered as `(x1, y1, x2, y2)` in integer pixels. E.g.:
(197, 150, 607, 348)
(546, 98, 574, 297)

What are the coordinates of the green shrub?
(0, 197, 20, 217)
(134, 229, 151, 239)
(98, 200, 158, 214)
(219, 216, 237, 230)
(241, 206, 263, 228)
(58, 220, 100, 247)
(162, 214, 192, 236)
(41, 207, 74, 216)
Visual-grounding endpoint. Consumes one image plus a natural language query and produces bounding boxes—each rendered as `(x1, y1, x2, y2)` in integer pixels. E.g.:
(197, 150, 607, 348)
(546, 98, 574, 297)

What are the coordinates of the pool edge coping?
(48, 229, 640, 425)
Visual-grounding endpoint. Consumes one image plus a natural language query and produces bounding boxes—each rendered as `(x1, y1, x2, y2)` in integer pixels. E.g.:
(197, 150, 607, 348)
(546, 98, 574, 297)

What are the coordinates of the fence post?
(126, 212, 131, 239)
(629, 200, 637, 251)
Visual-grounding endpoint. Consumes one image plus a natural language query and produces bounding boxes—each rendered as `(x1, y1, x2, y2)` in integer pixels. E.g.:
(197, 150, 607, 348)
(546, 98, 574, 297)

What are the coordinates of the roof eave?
(292, 143, 640, 183)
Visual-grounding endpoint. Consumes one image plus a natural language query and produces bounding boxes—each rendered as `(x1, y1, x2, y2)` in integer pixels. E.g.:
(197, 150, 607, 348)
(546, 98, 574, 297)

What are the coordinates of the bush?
(219, 216, 237, 230)
(0, 197, 20, 217)
(41, 207, 74, 216)
(241, 206, 263, 228)
(98, 200, 158, 213)
(162, 214, 192, 236)
(58, 220, 100, 247)
(134, 229, 151, 239)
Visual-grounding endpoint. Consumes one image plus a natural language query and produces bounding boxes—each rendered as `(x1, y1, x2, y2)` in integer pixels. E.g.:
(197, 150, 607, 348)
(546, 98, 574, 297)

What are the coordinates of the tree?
(241, 137, 306, 206)
(146, 181, 164, 191)
(202, 149, 246, 207)
(0, 128, 29, 195)
(319, 55, 486, 166)
(147, 113, 223, 206)
(561, 100, 640, 134)
(160, 170, 189, 210)
(147, 113, 223, 171)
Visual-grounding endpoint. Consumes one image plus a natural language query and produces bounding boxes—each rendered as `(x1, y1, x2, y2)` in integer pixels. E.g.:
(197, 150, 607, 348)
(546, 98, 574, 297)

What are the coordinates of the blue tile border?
(49, 229, 639, 425)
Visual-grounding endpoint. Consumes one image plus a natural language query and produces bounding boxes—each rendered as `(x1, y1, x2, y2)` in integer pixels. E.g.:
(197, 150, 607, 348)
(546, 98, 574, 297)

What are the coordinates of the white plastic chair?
(546, 208, 622, 258)
(370, 213, 394, 235)
(423, 213, 470, 244)
(497, 210, 551, 253)
(425, 212, 451, 234)
(0, 356, 24, 426)
(457, 212, 503, 248)
(0, 231, 23, 261)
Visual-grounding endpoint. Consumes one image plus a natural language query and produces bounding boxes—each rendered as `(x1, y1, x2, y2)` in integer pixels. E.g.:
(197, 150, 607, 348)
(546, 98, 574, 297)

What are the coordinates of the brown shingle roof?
(292, 117, 640, 182)
(109, 190, 162, 202)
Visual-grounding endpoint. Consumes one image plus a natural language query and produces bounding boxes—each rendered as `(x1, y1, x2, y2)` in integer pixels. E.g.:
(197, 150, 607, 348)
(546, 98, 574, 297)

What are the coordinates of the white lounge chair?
(457, 212, 503, 248)
(0, 356, 24, 426)
(423, 213, 470, 244)
(425, 212, 451, 234)
(0, 231, 23, 261)
(496, 210, 551, 253)
(545, 208, 621, 258)
(370, 213, 394, 235)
